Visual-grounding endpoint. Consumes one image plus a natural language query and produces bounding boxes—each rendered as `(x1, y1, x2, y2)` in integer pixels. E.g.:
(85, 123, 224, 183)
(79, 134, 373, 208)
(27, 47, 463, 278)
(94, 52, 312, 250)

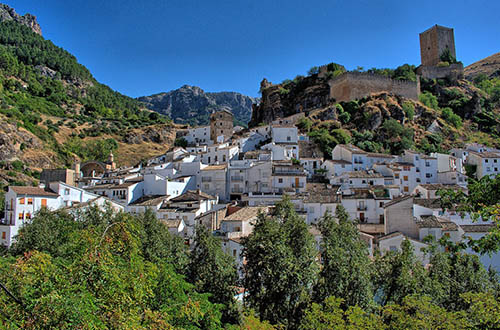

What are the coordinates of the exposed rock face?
(138, 85, 257, 126)
(249, 76, 331, 127)
(0, 3, 42, 35)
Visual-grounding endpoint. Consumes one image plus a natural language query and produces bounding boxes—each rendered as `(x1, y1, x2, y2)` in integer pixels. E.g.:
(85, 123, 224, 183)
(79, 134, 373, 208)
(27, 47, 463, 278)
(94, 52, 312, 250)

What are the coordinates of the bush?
(419, 91, 439, 110)
(338, 111, 350, 124)
(402, 101, 415, 121)
(297, 117, 312, 132)
(307, 66, 319, 76)
(174, 137, 188, 148)
(279, 87, 290, 95)
(442, 107, 462, 128)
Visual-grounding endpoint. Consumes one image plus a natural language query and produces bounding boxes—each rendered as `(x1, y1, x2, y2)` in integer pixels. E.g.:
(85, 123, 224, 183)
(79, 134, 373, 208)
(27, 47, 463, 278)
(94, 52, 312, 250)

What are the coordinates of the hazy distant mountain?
(138, 85, 258, 127)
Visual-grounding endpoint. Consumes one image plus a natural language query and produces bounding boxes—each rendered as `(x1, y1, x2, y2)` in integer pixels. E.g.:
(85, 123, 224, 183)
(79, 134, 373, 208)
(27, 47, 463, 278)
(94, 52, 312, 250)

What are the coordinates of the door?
(295, 177, 300, 188)
(359, 213, 365, 222)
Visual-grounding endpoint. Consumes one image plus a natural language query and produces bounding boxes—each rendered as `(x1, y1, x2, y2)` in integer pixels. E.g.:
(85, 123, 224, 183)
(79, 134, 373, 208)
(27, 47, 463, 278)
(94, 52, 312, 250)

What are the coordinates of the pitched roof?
(378, 232, 404, 241)
(383, 195, 413, 208)
(366, 152, 395, 159)
(170, 190, 216, 202)
(223, 206, 269, 222)
(417, 215, 459, 231)
(344, 171, 384, 179)
(129, 195, 169, 206)
(336, 144, 367, 154)
(460, 224, 496, 233)
(303, 183, 341, 203)
(201, 164, 228, 171)
(413, 198, 442, 209)
(417, 184, 466, 191)
(468, 151, 500, 159)
(10, 186, 59, 197)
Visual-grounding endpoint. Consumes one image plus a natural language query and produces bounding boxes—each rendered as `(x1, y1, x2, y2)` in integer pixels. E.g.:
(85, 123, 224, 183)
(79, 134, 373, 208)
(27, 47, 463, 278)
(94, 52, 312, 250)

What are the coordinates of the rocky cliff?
(249, 76, 331, 127)
(0, 3, 41, 35)
(138, 85, 257, 126)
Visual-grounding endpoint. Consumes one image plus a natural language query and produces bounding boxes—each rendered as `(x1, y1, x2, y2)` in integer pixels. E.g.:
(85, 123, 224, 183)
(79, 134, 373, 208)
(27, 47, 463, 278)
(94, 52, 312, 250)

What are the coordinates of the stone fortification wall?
(328, 72, 419, 102)
(416, 63, 464, 80)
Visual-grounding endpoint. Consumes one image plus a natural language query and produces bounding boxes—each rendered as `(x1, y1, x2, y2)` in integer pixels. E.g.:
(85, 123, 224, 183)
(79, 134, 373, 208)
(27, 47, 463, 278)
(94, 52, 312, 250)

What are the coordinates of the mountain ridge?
(138, 85, 258, 127)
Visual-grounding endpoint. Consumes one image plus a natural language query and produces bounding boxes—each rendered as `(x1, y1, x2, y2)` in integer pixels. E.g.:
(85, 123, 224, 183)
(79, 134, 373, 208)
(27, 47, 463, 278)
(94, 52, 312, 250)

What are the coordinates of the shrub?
(419, 92, 439, 110)
(442, 107, 462, 128)
(402, 101, 415, 121)
(174, 137, 188, 148)
(11, 160, 23, 171)
(279, 87, 290, 95)
(297, 117, 313, 132)
(338, 111, 350, 124)
(307, 66, 319, 76)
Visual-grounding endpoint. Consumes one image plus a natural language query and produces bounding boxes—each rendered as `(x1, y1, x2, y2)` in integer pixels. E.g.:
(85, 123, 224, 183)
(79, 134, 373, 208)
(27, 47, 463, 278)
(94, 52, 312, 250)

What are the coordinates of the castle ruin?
(416, 24, 464, 80)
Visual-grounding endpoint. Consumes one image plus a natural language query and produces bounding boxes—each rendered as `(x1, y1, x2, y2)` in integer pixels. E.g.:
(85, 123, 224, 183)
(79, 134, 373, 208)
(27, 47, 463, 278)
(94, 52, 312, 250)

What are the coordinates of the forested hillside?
(0, 19, 177, 189)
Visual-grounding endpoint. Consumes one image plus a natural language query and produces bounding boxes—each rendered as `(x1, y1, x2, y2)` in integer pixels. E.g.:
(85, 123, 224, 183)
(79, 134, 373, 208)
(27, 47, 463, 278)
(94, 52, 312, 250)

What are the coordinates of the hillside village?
(3, 23, 500, 273)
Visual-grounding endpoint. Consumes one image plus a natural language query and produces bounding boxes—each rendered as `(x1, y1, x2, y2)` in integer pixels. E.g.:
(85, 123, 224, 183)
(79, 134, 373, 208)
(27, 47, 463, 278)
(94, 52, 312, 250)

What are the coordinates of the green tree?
(187, 225, 240, 325)
(372, 239, 428, 306)
(382, 295, 468, 329)
(300, 296, 385, 330)
(243, 197, 318, 328)
(314, 206, 374, 309)
(402, 101, 415, 121)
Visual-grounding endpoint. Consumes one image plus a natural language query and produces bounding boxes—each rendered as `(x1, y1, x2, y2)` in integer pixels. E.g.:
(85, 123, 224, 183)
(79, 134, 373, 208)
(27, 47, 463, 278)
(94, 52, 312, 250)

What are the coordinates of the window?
(485, 159, 489, 163)
(395, 173, 399, 179)
(18, 213, 24, 220)
(233, 249, 237, 257)
(404, 186, 409, 192)
(379, 215, 384, 224)
(362, 180, 366, 184)
(26, 213, 31, 220)
(278, 178, 283, 183)
(403, 176, 408, 181)
(223, 155, 226, 162)
(41, 199, 47, 207)
(287, 136, 291, 141)
(1, 232, 5, 240)
(379, 202, 384, 207)
(487, 167, 491, 172)
(64, 188, 70, 195)
(425, 162, 430, 167)
(27, 198, 33, 205)
(19, 197, 25, 205)
(416, 178, 421, 182)
(426, 173, 432, 178)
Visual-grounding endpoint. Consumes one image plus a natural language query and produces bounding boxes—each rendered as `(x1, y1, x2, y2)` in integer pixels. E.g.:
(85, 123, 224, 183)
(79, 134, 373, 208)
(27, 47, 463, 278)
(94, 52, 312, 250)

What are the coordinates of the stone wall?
(328, 72, 419, 102)
(210, 110, 233, 142)
(416, 63, 464, 80)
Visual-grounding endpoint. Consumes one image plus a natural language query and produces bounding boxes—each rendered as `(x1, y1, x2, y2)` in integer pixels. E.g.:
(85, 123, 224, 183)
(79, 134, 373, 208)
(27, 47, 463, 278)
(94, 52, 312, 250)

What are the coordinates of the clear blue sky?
(5, 0, 500, 97)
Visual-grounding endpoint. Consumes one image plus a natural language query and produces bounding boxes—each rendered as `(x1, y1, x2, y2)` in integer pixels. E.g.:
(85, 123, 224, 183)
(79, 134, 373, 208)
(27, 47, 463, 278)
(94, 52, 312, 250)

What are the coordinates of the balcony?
(201, 177, 212, 182)
(357, 205, 367, 211)
(231, 176, 244, 182)
(231, 188, 244, 193)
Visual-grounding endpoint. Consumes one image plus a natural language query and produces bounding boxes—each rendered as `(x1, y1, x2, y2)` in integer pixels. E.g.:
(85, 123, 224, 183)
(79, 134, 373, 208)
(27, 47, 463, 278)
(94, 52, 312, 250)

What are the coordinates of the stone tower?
(210, 110, 234, 143)
(419, 25, 456, 66)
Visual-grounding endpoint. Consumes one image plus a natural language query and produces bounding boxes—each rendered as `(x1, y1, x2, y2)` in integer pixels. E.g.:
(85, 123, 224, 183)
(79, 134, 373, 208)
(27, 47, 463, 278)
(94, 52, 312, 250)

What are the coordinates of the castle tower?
(210, 110, 234, 143)
(419, 25, 456, 66)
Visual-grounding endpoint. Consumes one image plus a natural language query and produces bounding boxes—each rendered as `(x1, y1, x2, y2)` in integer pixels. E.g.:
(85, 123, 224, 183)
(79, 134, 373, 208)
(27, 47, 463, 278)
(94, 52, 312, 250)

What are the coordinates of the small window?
(27, 198, 33, 205)
(278, 178, 283, 183)
(1, 232, 5, 240)
(233, 249, 237, 257)
(395, 173, 399, 179)
(404, 186, 409, 192)
(18, 213, 24, 220)
(379, 202, 384, 207)
(485, 159, 489, 163)
(26, 213, 31, 220)
(19, 197, 25, 205)
(403, 176, 408, 181)
(41, 199, 47, 207)
(64, 188, 70, 195)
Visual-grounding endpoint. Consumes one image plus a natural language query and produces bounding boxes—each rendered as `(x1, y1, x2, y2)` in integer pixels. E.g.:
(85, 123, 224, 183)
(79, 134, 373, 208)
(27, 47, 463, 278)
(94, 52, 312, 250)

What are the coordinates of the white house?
(466, 151, 500, 179)
(271, 162, 307, 193)
(1, 186, 60, 247)
(271, 125, 298, 144)
(198, 164, 229, 201)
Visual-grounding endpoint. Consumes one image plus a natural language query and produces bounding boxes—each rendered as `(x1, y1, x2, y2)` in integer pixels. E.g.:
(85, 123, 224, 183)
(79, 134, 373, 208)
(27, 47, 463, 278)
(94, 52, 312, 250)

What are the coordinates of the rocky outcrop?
(0, 3, 42, 35)
(138, 85, 257, 126)
(249, 76, 331, 127)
